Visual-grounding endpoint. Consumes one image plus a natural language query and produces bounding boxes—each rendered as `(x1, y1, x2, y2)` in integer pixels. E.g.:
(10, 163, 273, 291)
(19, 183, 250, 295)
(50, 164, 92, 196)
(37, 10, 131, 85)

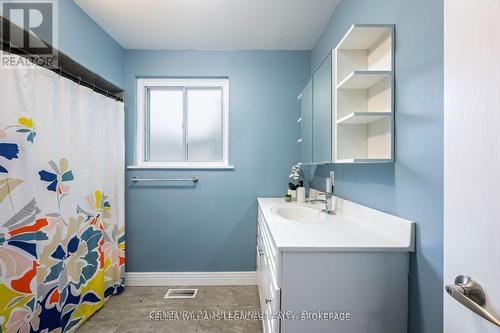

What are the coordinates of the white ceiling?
(74, 0, 340, 50)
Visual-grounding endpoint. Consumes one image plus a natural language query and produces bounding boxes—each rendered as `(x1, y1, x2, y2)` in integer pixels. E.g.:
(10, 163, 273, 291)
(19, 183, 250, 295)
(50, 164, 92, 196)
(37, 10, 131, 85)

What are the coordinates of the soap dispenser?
(325, 171, 335, 214)
(296, 181, 305, 203)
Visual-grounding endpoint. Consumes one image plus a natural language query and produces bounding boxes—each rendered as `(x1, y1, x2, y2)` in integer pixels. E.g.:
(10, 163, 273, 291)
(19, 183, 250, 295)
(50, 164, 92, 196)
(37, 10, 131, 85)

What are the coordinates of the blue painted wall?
(58, 0, 124, 87)
(310, 1, 443, 332)
(124, 50, 310, 271)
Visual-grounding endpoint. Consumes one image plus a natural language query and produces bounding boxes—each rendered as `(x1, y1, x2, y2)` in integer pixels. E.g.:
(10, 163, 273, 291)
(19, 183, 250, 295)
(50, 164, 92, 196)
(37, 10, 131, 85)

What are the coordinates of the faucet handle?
(325, 171, 335, 194)
(325, 177, 332, 194)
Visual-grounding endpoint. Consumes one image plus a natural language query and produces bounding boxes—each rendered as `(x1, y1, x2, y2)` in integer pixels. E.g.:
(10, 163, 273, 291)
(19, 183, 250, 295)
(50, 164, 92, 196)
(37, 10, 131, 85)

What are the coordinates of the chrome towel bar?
(130, 176, 199, 183)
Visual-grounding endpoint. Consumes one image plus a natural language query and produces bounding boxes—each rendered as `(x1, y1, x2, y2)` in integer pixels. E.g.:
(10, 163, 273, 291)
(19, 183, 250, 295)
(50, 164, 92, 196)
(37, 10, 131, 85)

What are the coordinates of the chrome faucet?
(310, 172, 335, 215)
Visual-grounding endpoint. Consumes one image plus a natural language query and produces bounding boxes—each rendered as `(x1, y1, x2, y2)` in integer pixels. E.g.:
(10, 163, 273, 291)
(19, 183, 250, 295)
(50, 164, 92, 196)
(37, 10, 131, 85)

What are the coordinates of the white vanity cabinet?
(257, 212, 281, 333)
(256, 198, 415, 333)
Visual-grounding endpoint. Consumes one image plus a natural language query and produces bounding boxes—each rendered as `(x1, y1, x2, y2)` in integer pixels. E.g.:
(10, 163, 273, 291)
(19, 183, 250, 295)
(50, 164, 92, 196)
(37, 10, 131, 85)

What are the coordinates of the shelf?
(297, 117, 302, 123)
(337, 71, 391, 90)
(336, 112, 392, 125)
(335, 158, 393, 164)
(336, 24, 393, 50)
(335, 116, 392, 162)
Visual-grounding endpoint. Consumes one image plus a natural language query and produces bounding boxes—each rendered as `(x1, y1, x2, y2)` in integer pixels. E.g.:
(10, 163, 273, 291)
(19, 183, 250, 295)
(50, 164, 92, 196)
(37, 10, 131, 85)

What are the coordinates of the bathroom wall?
(58, 0, 124, 87)
(310, 1, 443, 333)
(124, 50, 310, 271)
(53, 3, 442, 331)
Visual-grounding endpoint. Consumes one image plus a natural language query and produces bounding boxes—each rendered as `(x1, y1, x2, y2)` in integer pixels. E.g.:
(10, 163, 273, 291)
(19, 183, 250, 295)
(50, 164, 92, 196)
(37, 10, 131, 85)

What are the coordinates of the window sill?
(127, 165, 235, 170)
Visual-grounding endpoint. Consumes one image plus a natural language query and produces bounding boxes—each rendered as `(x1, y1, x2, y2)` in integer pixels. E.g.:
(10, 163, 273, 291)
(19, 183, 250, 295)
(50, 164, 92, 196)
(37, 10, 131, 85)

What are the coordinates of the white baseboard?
(125, 271, 257, 286)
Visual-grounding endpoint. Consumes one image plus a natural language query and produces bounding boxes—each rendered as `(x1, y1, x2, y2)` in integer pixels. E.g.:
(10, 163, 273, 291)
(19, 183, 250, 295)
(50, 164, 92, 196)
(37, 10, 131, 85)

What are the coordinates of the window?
(136, 78, 229, 168)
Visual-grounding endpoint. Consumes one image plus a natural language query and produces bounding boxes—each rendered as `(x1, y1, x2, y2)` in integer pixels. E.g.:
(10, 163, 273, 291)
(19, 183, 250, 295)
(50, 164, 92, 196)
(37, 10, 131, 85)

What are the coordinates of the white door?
(444, 0, 500, 332)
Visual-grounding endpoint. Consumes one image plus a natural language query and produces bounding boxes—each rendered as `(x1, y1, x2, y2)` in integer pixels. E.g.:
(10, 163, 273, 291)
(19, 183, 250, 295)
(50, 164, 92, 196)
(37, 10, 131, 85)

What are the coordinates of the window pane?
(186, 88, 223, 161)
(147, 88, 184, 161)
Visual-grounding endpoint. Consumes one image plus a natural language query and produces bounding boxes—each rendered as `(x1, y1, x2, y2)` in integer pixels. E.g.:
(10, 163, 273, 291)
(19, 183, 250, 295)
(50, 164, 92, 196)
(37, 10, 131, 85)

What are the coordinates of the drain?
(164, 288, 198, 299)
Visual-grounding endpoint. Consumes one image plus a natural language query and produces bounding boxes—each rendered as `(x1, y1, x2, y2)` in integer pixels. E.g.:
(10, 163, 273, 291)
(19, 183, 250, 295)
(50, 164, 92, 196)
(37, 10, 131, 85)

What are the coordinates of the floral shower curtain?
(0, 52, 125, 333)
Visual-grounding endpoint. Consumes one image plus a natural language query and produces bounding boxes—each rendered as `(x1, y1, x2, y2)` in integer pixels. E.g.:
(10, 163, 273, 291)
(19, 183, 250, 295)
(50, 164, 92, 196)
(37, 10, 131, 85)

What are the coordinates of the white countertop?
(257, 197, 415, 252)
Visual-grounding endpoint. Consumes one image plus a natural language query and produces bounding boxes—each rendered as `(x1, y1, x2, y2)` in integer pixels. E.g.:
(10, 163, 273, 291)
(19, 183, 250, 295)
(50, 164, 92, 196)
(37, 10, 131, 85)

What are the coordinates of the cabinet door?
(312, 52, 332, 163)
(299, 79, 313, 164)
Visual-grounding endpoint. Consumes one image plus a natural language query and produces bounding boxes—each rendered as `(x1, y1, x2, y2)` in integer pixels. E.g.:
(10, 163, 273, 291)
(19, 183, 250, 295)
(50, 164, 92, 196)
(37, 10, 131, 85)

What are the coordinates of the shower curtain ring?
(105, 90, 109, 97)
(8, 41, 12, 53)
(58, 67, 62, 78)
(91, 83, 96, 91)
(77, 77, 82, 86)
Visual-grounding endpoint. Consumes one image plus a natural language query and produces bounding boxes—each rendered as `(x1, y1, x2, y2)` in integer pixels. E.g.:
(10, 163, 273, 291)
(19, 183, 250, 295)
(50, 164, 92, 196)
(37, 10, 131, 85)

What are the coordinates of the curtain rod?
(0, 16, 124, 102)
(1, 41, 124, 102)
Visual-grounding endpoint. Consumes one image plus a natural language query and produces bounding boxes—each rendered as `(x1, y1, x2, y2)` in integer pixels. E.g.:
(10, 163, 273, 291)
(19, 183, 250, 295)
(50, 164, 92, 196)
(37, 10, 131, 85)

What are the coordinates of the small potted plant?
(287, 164, 302, 201)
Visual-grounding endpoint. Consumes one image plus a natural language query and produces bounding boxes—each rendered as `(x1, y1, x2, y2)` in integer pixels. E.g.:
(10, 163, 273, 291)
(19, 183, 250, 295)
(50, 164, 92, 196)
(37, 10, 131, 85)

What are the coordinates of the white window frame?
(135, 78, 230, 169)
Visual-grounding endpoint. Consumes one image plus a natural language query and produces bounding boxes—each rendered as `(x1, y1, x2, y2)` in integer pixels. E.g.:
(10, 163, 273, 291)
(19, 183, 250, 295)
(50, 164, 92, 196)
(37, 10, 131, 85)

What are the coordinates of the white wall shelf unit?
(297, 24, 394, 165)
(334, 24, 394, 163)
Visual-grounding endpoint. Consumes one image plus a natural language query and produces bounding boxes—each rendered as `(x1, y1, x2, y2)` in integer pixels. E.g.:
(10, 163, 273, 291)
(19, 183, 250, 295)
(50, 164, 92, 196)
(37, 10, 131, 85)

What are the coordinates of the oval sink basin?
(271, 205, 325, 222)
